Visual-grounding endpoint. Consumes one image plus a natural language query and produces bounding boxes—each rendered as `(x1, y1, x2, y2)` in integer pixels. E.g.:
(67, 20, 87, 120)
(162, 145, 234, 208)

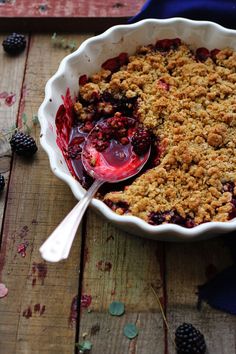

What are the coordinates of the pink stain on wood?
(0, 283, 8, 298)
(32, 262, 47, 285)
(33, 303, 46, 315)
(40, 304, 46, 316)
(128, 336, 138, 354)
(81, 294, 92, 308)
(23, 306, 32, 319)
(68, 295, 78, 327)
(96, 260, 112, 272)
(83, 246, 89, 265)
(34, 303, 41, 312)
(17, 241, 29, 257)
(0, 91, 8, 98)
(5, 93, 16, 106)
(0, 91, 16, 106)
(32, 277, 36, 286)
(0, 0, 143, 17)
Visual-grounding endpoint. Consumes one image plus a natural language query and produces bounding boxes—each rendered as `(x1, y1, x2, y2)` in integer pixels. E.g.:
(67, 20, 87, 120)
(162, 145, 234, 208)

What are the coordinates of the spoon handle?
(39, 179, 104, 262)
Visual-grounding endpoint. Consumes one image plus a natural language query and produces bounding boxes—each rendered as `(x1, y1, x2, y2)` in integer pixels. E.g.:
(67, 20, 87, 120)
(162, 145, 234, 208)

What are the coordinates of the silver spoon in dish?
(39, 117, 150, 262)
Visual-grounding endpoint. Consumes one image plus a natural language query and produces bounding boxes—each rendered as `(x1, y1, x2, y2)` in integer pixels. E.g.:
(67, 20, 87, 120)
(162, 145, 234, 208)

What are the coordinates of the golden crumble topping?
(75, 40, 236, 226)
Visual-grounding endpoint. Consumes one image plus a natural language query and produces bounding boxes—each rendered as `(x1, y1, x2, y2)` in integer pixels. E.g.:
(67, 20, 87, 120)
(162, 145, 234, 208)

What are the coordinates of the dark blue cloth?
(198, 264, 236, 315)
(129, 0, 236, 29)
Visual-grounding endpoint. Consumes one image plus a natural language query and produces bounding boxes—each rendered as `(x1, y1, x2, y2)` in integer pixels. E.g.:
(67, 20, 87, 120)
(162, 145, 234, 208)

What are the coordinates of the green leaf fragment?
(22, 113, 28, 124)
(76, 340, 93, 352)
(109, 301, 125, 316)
(123, 323, 138, 339)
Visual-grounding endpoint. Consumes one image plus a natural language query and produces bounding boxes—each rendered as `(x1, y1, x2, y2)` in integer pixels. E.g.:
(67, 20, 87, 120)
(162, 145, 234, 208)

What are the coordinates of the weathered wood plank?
(0, 34, 90, 354)
(78, 211, 166, 353)
(166, 238, 236, 354)
(0, 35, 28, 227)
(0, 0, 143, 32)
(0, 0, 143, 17)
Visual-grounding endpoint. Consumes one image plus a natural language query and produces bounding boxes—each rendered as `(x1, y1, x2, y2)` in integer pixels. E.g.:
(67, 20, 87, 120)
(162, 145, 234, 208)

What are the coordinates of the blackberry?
(0, 174, 5, 192)
(10, 132, 38, 157)
(131, 128, 152, 155)
(175, 323, 206, 354)
(2, 33, 26, 55)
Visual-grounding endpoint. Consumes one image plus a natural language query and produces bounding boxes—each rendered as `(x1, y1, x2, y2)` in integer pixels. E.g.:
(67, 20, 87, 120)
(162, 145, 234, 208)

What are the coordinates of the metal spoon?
(39, 118, 150, 262)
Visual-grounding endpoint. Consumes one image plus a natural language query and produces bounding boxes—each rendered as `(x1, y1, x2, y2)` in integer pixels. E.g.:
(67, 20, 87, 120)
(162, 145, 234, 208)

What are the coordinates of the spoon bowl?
(82, 117, 150, 182)
(40, 117, 151, 262)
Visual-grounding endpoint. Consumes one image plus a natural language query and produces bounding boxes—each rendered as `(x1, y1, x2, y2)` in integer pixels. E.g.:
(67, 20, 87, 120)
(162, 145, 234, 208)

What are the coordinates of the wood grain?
(78, 211, 166, 353)
(0, 0, 143, 32)
(0, 35, 28, 227)
(0, 0, 143, 17)
(166, 238, 236, 354)
(0, 34, 89, 354)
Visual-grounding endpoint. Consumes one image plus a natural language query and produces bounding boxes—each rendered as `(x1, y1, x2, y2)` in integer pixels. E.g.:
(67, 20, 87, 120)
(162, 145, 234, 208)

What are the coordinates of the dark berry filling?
(104, 199, 129, 214)
(149, 210, 195, 228)
(101, 52, 129, 73)
(88, 115, 136, 153)
(155, 38, 181, 52)
(195, 47, 210, 62)
(210, 48, 220, 62)
(79, 74, 88, 86)
(131, 128, 152, 156)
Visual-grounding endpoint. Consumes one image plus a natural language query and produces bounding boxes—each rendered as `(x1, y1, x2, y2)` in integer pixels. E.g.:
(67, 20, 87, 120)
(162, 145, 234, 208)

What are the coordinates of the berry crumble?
(56, 38, 236, 227)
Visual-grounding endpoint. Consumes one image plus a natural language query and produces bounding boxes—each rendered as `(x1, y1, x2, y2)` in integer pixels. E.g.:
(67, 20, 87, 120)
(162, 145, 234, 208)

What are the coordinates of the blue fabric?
(129, 0, 236, 29)
(198, 232, 236, 315)
(198, 264, 236, 315)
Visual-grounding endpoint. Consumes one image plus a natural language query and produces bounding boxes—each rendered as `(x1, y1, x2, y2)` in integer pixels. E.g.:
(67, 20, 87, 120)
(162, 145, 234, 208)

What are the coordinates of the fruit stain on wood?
(22, 306, 32, 319)
(68, 295, 78, 327)
(0, 283, 8, 298)
(0, 0, 142, 17)
(34, 303, 46, 315)
(32, 262, 47, 285)
(17, 240, 29, 257)
(96, 260, 112, 272)
(0, 91, 16, 106)
(81, 294, 92, 308)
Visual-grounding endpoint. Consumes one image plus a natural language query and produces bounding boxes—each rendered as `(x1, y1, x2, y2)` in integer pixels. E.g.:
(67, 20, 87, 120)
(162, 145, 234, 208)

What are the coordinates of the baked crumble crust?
(75, 41, 236, 225)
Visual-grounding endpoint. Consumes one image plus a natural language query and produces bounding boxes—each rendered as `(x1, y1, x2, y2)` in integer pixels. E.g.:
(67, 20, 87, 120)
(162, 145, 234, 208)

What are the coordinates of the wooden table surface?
(0, 32, 236, 354)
